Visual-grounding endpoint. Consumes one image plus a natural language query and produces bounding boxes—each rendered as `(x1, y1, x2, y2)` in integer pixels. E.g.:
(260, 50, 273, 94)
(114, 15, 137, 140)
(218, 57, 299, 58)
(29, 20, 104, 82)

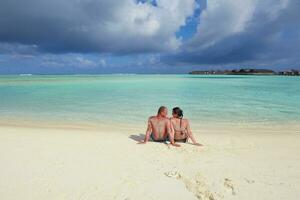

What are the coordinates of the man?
(138, 106, 180, 147)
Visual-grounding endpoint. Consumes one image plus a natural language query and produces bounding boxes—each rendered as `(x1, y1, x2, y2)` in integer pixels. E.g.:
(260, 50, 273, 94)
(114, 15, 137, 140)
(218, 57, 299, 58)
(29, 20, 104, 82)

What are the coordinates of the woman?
(170, 107, 202, 146)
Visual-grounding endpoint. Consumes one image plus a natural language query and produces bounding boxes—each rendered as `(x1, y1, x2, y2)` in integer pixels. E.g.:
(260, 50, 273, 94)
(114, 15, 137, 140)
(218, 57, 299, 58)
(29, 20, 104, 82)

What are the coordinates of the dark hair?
(157, 106, 167, 114)
(172, 107, 183, 118)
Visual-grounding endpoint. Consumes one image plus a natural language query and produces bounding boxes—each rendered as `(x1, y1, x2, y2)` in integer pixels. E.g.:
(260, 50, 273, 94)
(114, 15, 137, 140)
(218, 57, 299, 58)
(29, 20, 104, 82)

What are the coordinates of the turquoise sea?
(0, 75, 299, 129)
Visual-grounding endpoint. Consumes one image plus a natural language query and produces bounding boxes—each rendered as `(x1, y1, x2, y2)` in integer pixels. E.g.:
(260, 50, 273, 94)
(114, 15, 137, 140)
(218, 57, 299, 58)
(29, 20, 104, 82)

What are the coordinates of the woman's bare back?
(170, 118, 189, 140)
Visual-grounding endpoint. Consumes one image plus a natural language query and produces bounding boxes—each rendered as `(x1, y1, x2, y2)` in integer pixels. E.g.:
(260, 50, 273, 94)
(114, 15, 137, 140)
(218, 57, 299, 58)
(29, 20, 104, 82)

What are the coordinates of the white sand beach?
(0, 124, 300, 200)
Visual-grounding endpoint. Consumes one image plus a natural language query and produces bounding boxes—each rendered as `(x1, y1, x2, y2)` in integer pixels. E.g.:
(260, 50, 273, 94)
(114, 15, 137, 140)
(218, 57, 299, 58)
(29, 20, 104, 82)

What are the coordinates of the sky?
(0, 0, 299, 74)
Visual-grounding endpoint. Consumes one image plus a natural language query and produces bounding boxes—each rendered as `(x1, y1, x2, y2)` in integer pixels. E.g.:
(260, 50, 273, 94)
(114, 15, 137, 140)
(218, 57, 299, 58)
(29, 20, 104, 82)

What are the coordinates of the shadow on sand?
(129, 133, 145, 142)
(129, 134, 171, 148)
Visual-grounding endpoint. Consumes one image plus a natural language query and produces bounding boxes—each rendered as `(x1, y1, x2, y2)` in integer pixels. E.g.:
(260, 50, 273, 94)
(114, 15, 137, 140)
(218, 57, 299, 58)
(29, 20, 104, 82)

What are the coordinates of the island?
(189, 69, 299, 76)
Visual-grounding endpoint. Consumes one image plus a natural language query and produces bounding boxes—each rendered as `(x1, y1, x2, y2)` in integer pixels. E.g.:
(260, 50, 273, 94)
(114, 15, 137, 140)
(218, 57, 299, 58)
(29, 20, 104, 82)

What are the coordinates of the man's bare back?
(148, 116, 170, 140)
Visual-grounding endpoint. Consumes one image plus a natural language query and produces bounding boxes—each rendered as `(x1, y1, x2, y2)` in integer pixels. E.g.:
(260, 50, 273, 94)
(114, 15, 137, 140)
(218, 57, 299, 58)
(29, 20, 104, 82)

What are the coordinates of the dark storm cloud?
(0, 0, 195, 54)
(0, 0, 299, 72)
(164, 0, 300, 68)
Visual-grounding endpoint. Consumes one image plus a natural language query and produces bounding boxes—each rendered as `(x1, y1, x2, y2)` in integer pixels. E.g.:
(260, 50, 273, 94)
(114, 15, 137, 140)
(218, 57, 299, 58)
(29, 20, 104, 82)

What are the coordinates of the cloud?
(40, 54, 100, 68)
(165, 0, 300, 69)
(0, 0, 299, 73)
(0, 0, 196, 54)
(99, 58, 106, 67)
(0, 42, 38, 55)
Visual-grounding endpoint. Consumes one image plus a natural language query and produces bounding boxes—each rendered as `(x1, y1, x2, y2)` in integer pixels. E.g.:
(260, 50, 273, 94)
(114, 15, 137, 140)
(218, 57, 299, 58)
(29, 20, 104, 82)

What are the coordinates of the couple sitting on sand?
(139, 106, 202, 147)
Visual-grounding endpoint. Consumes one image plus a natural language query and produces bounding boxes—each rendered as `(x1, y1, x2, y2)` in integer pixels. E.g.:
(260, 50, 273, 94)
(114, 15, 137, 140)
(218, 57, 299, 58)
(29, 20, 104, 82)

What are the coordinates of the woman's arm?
(169, 118, 175, 139)
(167, 119, 180, 147)
(186, 119, 203, 146)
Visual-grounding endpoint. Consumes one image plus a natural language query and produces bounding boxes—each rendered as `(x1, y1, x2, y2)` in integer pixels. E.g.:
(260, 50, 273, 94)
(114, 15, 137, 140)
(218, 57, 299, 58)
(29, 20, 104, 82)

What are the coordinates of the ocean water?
(0, 74, 299, 129)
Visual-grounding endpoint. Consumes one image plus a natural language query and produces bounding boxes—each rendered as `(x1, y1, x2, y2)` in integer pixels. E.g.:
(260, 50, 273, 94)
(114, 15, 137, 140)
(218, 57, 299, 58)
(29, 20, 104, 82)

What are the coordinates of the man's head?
(157, 106, 168, 117)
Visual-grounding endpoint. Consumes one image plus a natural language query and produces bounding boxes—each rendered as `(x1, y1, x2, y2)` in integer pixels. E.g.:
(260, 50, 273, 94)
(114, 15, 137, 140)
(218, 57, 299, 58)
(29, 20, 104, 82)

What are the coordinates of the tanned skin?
(170, 112, 203, 146)
(138, 107, 180, 147)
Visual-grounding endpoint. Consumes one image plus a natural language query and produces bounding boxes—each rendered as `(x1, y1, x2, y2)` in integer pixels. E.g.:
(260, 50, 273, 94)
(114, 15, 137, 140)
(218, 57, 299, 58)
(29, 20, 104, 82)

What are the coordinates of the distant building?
(189, 69, 276, 75)
(227, 69, 275, 75)
(278, 70, 299, 76)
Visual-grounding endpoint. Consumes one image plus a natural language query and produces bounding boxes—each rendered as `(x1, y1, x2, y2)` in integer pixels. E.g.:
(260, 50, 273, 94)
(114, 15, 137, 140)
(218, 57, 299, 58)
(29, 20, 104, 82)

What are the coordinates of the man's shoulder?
(148, 116, 156, 121)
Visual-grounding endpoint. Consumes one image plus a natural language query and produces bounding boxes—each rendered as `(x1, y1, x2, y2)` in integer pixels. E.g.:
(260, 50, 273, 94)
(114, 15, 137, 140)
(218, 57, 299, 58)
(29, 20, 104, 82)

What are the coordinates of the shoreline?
(1, 118, 299, 134)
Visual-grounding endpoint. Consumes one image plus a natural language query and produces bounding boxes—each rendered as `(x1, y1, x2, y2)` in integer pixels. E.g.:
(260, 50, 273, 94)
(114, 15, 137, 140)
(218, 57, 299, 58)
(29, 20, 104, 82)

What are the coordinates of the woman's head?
(172, 107, 183, 118)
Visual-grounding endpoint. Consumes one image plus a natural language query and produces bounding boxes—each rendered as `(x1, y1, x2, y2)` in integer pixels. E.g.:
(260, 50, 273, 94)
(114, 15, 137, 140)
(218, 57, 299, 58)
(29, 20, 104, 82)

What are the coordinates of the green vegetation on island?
(189, 69, 299, 76)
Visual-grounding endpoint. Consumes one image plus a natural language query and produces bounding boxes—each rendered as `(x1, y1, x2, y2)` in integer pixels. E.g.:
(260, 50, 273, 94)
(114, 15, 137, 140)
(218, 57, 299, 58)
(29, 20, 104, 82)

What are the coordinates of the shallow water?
(0, 74, 299, 128)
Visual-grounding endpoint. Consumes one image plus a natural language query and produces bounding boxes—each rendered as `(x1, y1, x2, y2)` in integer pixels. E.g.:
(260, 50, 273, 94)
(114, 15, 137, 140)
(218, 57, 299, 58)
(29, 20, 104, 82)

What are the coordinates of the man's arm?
(138, 118, 152, 144)
(167, 120, 180, 147)
(186, 120, 203, 146)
